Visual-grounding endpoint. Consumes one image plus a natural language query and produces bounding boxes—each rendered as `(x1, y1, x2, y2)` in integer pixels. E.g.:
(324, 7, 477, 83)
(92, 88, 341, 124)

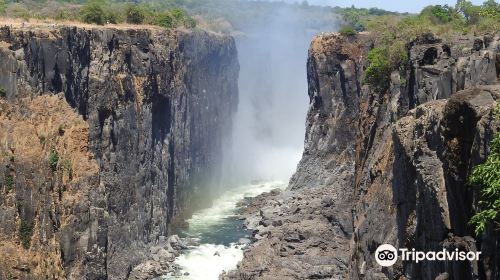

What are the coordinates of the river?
(162, 181, 286, 280)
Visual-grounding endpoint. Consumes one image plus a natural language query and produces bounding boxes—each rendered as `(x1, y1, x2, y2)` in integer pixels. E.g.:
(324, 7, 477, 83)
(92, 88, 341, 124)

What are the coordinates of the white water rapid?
(163, 181, 286, 279)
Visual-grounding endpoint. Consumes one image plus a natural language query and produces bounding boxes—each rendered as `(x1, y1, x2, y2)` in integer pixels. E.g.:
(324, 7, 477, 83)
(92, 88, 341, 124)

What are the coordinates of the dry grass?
(0, 16, 181, 32)
(0, 94, 99, 182)
(0, 93, 99, 279)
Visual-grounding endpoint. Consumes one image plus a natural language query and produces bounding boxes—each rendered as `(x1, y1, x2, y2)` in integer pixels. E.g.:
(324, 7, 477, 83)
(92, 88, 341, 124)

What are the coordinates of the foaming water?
(163, 181, 285, 280)
(171, 244, 244, 280)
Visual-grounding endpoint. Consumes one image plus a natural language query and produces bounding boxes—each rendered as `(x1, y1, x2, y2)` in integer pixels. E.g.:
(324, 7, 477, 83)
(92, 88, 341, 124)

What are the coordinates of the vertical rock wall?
(231, 32, 499, 280)
(0, 25, 238, 279)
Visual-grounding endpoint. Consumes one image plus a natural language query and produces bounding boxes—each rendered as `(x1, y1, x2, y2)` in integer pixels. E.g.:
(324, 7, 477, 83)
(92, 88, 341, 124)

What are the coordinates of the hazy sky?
(289, 0, 488, 13)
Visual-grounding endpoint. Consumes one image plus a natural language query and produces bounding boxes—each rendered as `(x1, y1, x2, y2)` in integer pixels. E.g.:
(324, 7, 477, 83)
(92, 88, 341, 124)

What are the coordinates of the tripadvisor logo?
(375, 244, 482, 267)
(375, 244, 398, 267)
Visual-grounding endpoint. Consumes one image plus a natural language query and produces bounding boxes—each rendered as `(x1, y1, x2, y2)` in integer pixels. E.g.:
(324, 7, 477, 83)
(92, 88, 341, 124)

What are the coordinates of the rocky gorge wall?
(228, 32, 499, 280)
(0, 25, 238, 279)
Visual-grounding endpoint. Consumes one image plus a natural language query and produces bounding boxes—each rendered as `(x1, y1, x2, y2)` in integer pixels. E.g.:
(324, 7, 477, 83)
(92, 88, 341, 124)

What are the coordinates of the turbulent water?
(163, 181, 285, 280)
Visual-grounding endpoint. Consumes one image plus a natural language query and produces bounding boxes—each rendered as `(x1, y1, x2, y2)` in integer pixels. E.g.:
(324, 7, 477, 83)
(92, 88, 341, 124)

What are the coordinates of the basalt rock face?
(0, 25, 238, 279)
(231, 33, 499, 280)
(393, 87, 499, 280)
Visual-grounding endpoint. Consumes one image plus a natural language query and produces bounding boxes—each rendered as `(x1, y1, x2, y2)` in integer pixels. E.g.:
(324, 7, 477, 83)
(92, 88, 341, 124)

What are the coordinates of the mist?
(221, 4, 339, 185)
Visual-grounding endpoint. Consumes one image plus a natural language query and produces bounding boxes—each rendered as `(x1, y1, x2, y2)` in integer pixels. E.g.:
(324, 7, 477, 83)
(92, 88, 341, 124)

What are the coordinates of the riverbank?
(221, 185, 349, 279)
(151, 181, 286, 280)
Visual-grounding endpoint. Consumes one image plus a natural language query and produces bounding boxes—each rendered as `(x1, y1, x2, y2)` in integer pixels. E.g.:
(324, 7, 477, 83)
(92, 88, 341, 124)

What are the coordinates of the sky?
(287, 0, 489, 13)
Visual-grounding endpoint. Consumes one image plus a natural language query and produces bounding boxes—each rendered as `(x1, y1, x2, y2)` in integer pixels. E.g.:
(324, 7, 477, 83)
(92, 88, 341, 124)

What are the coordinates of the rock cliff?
(228, 33, 499, 280)
(0, 25, 238, 279)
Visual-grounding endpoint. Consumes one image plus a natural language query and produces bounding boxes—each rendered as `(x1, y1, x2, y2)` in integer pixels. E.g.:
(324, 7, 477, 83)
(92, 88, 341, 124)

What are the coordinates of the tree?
(155, 13, 173, 28)
(170, 7, 187, 22)
(168, 7, 196, 28)
(482, 0, 500, 10)
(126, 4, 146, 24)
(364, 47, 391, 91)
(480, 0, 500, 18)
(80, 1, 106, 25)
(421, 5, 452, 23)
(456, 0, 481, 23)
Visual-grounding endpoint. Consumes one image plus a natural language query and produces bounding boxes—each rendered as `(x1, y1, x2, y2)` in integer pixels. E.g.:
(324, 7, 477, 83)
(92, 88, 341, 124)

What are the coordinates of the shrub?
(421, 5, 453, 23)
(126, 4, 146, 24)
(80, 1, 106, 25)
(477, 16, 500, 32)
(155, 13, 174, 28)
(6, 3, 30, 20)
(387, 40, 409, 69)
(364, 47, 391, 91)
(19, 219, 32, 249)
(183, 16, 196, 28)
(339, 26, 357, 36)
(152, 8, 196, 29)
(362, 15, 437, 91)
(54, 10, 70, 21)
(456, 0, 482, 24)
(469, 105, 500, 236)
(0, 87, 6, 98)
(61, 159, 73, 180)
(49, 150, 59, 172)
(106, 10, 120, 24)
(4, 175, 13, 192)
(170, 7, 187, 22)
(481, 0, 500, 18)
(169, 7, 196, 28)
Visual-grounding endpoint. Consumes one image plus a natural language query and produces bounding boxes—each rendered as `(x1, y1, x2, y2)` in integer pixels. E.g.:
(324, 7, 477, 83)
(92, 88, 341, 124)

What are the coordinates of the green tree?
(80, 1, 106, 25)
(168, 7, 196, 28)
(480, 0, 500, 18)
(456, 0, 481, 23)
(155, 13, 174, 28)
(339, 26, 357, 36)
(469, 105, 500, 235)
(364, 47, 391, 91)
(482, 0, 500, 10)
(183, 16, 196, 28)
(126, 4, 146, 24)
(421, 5, 452, 23)
(170, 7, 187, 22)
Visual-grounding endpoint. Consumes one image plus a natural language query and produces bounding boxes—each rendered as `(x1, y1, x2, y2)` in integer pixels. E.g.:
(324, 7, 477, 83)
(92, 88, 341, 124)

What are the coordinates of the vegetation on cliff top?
(0, 0, 399, 33)
(0, 0, 197, 29)
(469, 105, 500, 236)
(362, 0, 500, 91)
(78, 0, 196, 28)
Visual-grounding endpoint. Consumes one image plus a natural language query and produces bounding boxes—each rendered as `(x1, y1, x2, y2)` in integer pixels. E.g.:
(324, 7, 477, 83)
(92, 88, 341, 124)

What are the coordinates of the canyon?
(0, 25, 238, 279)
(0, 20, 499, 280)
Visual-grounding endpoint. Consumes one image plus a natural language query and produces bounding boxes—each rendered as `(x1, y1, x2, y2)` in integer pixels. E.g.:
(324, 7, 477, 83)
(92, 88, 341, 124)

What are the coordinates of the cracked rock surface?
(0, 25, 238, 280)
(227, 32, 499, 280)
